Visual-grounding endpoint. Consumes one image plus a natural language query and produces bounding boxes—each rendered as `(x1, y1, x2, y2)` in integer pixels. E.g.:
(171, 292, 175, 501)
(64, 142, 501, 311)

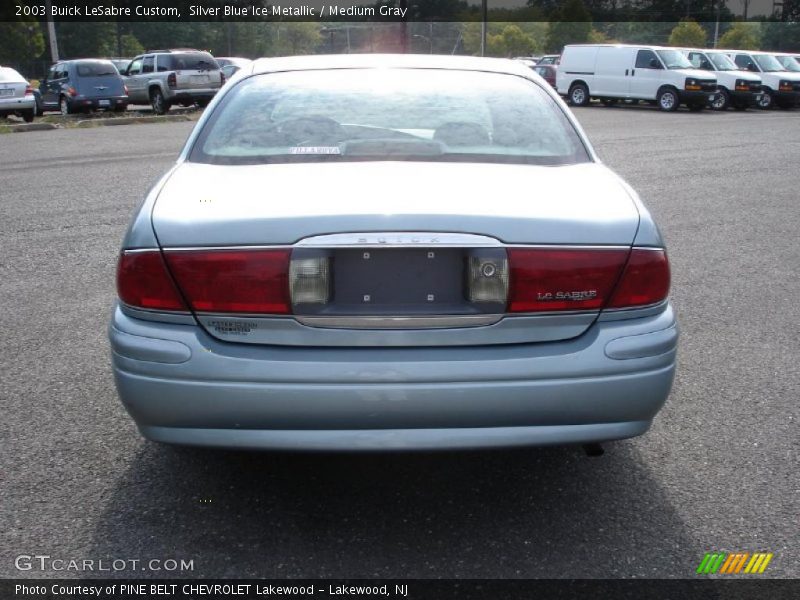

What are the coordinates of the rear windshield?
(190, 68, 590, 166)
(76, 62, 117, 77)
(159, 53, 219, 72)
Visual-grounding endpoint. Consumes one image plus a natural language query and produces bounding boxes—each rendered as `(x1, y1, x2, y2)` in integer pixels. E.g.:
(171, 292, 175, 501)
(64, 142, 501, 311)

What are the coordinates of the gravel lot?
(1, 107, 797, 579)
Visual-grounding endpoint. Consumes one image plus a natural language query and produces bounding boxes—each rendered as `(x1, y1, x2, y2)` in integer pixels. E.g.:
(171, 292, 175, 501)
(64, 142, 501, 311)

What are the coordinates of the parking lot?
(1, 107, 797, 579)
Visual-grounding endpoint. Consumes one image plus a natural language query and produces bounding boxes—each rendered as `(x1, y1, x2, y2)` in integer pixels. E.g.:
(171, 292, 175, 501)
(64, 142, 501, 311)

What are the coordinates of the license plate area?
(98, 99, 110, 106)
(0, 89, 13, 97)
(292, 247, 503, 316)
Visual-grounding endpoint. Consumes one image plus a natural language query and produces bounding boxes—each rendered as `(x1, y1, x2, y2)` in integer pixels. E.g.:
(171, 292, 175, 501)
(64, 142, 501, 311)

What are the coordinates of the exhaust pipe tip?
(582, 443, 605, 457)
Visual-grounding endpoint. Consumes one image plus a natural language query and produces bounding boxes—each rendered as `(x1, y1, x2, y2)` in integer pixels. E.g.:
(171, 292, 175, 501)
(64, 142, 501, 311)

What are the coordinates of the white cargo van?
(680, 48, 762, 110)
(726, 50, 800, 109)
(557, 44, 718, 111)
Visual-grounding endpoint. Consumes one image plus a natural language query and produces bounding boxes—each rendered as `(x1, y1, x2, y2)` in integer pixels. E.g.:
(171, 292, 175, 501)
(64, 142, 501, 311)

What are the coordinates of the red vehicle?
(532, 64, 557, 88)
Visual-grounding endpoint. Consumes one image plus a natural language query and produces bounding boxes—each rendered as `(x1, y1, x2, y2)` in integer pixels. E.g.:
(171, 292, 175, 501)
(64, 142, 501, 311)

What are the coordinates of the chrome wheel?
(570, 86, 586, 105)
(758, 91, 773, 109)
(658, 90, 678, 111)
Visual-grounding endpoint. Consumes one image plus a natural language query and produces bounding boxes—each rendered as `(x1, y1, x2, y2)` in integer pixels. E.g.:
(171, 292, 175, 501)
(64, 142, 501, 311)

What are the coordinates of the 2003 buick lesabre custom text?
(109, 54, 678, 451)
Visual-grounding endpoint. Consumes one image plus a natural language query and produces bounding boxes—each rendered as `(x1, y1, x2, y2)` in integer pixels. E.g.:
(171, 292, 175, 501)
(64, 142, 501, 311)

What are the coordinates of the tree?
(668, 20, 707, 48)
(486, 25, 540, 58)
(545, 0, 592, 53)
(0, 20, 45, 65)
(274, 23, 323, 56)
(718, 22, 761, 51)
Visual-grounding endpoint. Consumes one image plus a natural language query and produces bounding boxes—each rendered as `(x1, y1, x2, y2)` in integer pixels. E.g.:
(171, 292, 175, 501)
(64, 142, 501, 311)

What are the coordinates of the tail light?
(163, 249, 291, 314)
(67, 86, 77, 97)
(25, 84, 33, 95)
(167, 73, 177, 89)
(507, 248, 629, 312)
(607, 248, 670, 308)
(117, 251, 187, 311)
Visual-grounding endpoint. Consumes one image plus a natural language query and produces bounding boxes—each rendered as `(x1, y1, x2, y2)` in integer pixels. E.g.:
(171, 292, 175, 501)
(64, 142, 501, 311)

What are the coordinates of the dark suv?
(39, 59, 128, 115)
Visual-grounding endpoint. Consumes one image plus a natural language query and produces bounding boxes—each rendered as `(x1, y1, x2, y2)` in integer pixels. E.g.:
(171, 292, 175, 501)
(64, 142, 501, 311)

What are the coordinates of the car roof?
(249, 54, 534, 78)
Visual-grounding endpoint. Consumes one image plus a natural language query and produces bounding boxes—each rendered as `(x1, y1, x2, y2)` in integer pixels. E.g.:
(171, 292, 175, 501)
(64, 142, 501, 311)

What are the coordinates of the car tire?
(150, 88, 169, 115)
(656, 88, 680, 112)
(568, 83, 590, 107)
(21, 108, 35, 123)
(59, 96, 71, 116)
(196, 98, 210, 108)
(711, 89, 730, 111)
(757, 89, 773, 110)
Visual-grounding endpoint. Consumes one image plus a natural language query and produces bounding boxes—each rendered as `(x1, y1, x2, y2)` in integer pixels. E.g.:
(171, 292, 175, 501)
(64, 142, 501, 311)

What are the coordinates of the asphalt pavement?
(1, 106, 797, 579)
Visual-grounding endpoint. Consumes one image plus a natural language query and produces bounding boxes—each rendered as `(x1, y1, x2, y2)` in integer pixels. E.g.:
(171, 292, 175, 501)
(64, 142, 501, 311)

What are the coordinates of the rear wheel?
(757, 89, 773, 110)
(568, 83, 590, 107)
(59, 96, 71, 116)
(21, 108, 34, 123)
(150, 88, 169, 115)
(657, 87, 679, 112)
(711, 89, 730, 111)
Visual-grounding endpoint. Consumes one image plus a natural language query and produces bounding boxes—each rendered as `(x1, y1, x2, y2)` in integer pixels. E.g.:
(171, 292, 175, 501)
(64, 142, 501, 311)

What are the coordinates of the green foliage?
(759, 21, 800, 52)
(718, 22, 761, 51)
(118, 34, 144, 57)
(668, 19, 707, 48)
(0, 20, 45, 64)
(273, 23, 323, 56)
(461, 22, 545, 57)
(587, 28, 608, 43)
(545, 0, 592, 53)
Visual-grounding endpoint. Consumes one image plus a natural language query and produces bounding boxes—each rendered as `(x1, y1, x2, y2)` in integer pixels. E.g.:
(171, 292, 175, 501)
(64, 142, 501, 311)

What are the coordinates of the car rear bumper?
(71, 95, 128, 109)
(109, 303, 678, 450)
(166, 89, 218, 101)
(0, 95, 35, 112)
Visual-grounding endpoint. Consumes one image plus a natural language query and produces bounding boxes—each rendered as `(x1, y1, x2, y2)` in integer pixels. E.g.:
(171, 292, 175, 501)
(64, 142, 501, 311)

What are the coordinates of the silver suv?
(122, 49, 223, 114)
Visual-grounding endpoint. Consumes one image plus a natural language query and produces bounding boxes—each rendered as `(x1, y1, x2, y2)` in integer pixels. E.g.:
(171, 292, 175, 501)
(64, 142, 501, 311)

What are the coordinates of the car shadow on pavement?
(88, 440, 696, 578)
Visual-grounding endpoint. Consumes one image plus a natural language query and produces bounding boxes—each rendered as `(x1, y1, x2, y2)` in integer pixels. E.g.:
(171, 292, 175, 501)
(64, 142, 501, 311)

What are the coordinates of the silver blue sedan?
(110, 54, 677, 451)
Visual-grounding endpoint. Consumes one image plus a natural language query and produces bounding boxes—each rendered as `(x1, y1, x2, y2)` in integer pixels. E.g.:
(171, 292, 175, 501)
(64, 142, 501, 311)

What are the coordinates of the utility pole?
(44, 0, 59, 62)
(480, 0, 487, 57)
(713, 0, 723, 48)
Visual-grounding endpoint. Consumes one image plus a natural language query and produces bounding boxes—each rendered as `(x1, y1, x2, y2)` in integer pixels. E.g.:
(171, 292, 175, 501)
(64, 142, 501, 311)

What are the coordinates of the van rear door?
(594, 46, 634, 97)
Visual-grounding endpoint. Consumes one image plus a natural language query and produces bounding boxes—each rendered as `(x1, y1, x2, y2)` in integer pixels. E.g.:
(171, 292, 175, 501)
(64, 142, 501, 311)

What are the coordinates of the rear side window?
(158, 53, 219, 71)
(191, 68, 590, 166)
(76, 62, 117, 77)
(142, 57, 154, 74)
(636, 50, 659, 69)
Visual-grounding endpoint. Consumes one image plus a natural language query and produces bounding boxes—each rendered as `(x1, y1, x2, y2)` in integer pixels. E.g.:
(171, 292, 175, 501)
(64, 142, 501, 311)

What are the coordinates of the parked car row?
(556, 44, 800, 112)
(6, 50, 252, 120)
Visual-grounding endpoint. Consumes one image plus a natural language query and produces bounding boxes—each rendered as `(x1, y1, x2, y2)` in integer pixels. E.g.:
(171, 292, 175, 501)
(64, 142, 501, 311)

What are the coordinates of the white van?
(726, 50, 800, 109)
(557, 44, 718, 111)
(680, 48, 762, 110)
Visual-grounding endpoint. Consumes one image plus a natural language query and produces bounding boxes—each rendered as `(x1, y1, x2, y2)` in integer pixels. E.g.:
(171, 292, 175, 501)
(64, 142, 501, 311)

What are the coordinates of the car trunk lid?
(151, 161, 641, 346)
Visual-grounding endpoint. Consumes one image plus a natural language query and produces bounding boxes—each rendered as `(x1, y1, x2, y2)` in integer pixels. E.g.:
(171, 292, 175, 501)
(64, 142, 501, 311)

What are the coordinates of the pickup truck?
(122, 50, 223, 114)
